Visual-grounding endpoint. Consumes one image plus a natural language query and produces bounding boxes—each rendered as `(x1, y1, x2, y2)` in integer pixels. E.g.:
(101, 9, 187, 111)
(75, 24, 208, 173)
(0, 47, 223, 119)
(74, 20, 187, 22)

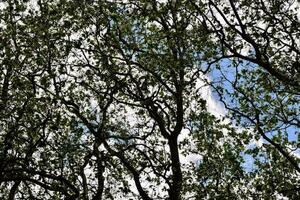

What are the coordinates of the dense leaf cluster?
(0, 0, 299, 199)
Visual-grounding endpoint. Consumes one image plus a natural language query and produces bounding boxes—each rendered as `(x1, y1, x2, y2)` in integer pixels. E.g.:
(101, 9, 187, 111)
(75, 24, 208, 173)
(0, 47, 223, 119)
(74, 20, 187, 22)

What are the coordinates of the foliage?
(0, 0, 299, 199)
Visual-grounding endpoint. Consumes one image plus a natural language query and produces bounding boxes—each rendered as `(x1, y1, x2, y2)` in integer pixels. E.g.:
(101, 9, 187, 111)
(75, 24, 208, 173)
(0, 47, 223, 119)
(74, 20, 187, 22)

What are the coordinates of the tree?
(0, 0, 299, 199)
(192, 0, 300, 88)
(191, 0, 300, 198)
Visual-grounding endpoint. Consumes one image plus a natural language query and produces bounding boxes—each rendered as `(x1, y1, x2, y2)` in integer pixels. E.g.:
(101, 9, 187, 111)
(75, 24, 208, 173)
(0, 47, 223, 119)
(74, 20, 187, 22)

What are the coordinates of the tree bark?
(168, 137, 182, 200)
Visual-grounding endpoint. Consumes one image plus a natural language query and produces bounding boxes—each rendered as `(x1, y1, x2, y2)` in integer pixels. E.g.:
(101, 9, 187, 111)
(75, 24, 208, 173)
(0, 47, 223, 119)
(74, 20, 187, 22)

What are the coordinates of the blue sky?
(206, 58, 299, 171)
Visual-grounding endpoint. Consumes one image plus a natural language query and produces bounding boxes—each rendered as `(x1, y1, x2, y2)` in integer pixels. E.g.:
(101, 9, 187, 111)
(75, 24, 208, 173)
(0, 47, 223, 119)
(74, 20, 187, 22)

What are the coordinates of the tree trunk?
(168, 137, 182, 200)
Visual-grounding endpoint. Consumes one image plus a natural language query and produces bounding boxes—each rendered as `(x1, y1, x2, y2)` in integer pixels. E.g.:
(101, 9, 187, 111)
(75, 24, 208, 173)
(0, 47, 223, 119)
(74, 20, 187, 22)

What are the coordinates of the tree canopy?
(0, 0, 299, 199)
